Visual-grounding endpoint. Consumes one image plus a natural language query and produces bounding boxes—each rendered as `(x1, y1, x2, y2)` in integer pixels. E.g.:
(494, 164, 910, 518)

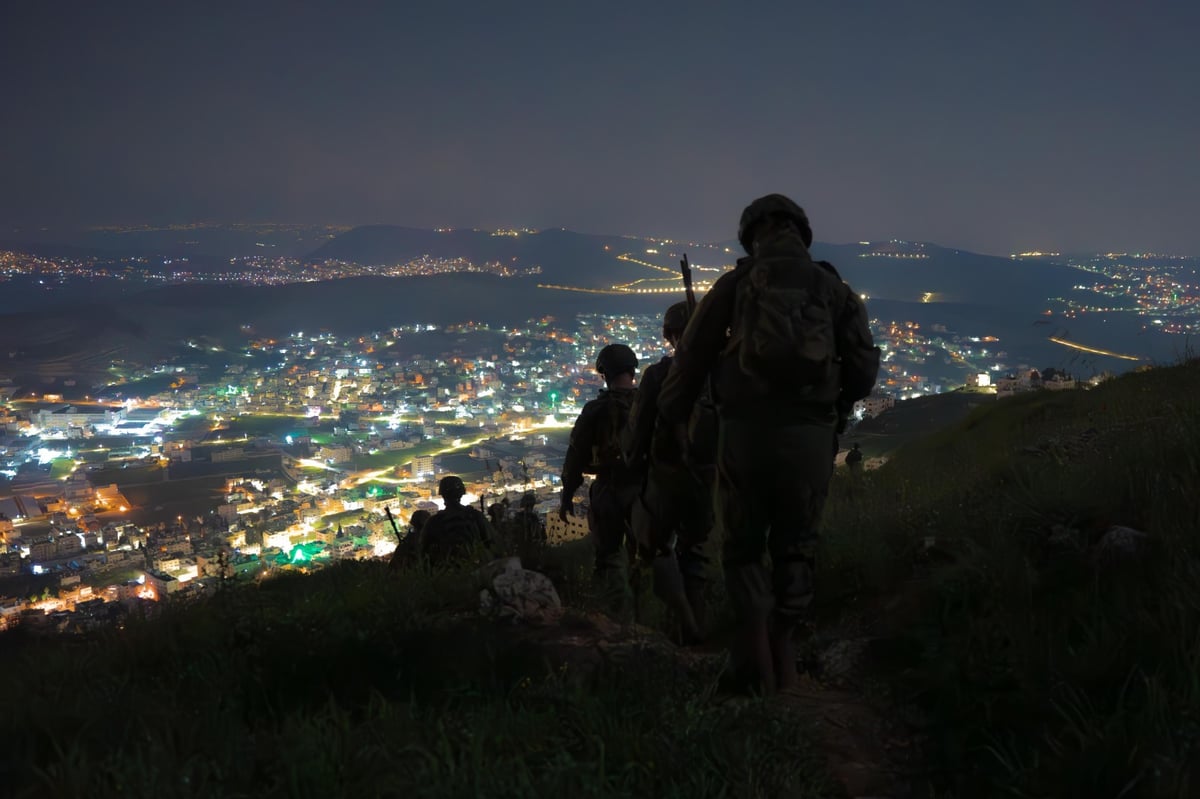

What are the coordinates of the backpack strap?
(815, 259, 843, 280)
(721, 257, 757, 357)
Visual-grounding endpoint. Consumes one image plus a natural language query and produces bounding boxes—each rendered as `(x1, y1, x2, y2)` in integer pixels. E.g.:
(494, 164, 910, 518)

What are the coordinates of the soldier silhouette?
(659, 194, 880, 694)
(420, 476, 496, 565)
(560, 344, 641, 617)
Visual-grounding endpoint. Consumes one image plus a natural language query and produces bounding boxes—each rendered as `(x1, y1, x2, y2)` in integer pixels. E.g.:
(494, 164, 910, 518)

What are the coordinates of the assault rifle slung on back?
(679, 253, 696, 312)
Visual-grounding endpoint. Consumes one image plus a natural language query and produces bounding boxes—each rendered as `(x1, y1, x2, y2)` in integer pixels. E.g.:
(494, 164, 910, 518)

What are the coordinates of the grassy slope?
(4, 362, 1199, 797)
(820, 361, 1200, 797)
(847, 389, 996, 460)
(0, 542, 830, 799)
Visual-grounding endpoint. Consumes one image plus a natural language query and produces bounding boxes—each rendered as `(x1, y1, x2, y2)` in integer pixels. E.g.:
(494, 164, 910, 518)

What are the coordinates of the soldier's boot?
(629, 562, 645, 624)
(725, 616, 776, 696)
(682, 574, 708, 642)
(597, 566, 635, 623)
(770, 617, 801, 692)
(772, 555, 815, 692)
(651, 554, 702, 645)
(723, 561, 777, 694)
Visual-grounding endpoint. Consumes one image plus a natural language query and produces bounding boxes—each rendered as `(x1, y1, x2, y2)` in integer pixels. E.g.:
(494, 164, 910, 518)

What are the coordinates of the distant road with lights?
(1047, 336, 1145, 361)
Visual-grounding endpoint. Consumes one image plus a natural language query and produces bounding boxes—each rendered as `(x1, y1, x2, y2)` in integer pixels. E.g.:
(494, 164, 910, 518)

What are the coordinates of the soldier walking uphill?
(560, 344, 641, 617)
(420, 475, 497, 566)
(659, 194, 880, 694)
(625, 301, 714, 643)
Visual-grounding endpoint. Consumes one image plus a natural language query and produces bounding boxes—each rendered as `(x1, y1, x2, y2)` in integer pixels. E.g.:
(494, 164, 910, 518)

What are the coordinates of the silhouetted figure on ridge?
(561, 343, 641, 617)
(388, 509, 431, 570)
(845, 443, 864, 470)
(420, 476, 495, 565)
(659, 194, 880, 695)
(507, 492, 546, 549)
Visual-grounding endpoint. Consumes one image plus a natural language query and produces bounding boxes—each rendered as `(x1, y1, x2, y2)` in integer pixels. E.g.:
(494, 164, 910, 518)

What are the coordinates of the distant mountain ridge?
(306, 225, 688, 287)
(0, 223, 1180, 390)
(0, 274, 672, 388)
(310, 224, 1093, 310)
(0, 224, 346, 259)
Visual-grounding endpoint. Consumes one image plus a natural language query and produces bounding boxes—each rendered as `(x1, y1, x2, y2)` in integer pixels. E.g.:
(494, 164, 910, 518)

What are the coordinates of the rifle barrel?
(680, 253, 697, 311)
(383, 506, 403, 542)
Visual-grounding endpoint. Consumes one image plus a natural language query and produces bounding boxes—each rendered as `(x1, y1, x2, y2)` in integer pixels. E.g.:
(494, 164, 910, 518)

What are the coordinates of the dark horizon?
(3, 1, 1198, 256)
(8, 220, 1195, 262)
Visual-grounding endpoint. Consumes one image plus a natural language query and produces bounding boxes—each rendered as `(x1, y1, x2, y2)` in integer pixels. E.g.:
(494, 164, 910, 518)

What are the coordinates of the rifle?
(679, 253, 696, 312)
(383, 506, 403, 543)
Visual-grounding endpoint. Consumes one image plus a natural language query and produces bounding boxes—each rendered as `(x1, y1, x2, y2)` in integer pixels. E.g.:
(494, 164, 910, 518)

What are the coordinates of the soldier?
(420, 475, 496, 565)
(560, 343, 640, 616)
(659, 194, 880, 694)
(625, 301, 714, 643)
(507, 492, 547, 550)
(388, 508, 432, 570)
(845, 443, 864, 470)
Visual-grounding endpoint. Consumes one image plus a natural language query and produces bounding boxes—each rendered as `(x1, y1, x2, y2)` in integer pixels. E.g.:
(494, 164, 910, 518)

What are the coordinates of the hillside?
(311, 226, 1094, 310)
(819, 361, 1200, 796)
(0, 274, 675, 388)
(0, 225, 345, 259)
(307, 225, 681, 288)
(2, 361, 1198, 796)
(848, 389, 996, 458)
(2, 225, 1180, 391)
(812, 241, 1085, 309)
(0, 544, 835, 798)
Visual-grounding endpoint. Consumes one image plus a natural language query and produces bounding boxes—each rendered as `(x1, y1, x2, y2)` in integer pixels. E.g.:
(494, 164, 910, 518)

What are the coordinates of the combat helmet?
(437, 475, 466, 501)
(595, 343, 638, 377)
(663, 301, 691, 340)
(737, 193, 813, 254)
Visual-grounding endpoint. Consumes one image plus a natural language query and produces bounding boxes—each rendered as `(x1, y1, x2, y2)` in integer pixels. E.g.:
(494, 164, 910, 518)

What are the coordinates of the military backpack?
(726, 255, 840, 392)
(589, 388, 636, 472)
(422, 505, 486, 562)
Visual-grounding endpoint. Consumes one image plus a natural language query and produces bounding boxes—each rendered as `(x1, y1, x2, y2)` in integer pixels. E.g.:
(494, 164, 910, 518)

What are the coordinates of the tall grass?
(9, 363, 1200, 797)
(0, 543, 830, 798)
(819, 362, 1200, 797)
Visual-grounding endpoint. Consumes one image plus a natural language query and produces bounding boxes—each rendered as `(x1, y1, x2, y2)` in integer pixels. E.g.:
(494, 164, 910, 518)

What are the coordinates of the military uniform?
(388, 512, 430, 571)
(659, 195, 879, 692)
(845, 445, 864, 469)
(626, 354, 713, 595)
(420, 502, 495, 565)
(562, 386, 640, 607)
(504, 507, 547, 550)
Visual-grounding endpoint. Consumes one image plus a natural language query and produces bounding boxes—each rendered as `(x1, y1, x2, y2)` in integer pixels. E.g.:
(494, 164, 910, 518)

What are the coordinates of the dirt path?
(477, 606, 926, 798)
(779, 676, 923, 798)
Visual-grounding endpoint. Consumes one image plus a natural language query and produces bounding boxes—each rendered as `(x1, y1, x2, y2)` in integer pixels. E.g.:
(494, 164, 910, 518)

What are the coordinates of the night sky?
(3, 1, 1198, 255)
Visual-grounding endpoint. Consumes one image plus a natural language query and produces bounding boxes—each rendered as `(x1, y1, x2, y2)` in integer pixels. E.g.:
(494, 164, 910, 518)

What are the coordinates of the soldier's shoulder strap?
(815, 259, 843, 280)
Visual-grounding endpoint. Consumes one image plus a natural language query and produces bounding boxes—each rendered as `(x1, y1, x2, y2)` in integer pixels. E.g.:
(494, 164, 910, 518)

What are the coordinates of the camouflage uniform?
(507, 509, 546, 549)
(388, 510, 430, 571)
(845, 444, 864, 470)
(626, 353, 713, 598)
(659, 196, 879, 691)
(420, 502, 495, 565)
(562, 386, 640, 609)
